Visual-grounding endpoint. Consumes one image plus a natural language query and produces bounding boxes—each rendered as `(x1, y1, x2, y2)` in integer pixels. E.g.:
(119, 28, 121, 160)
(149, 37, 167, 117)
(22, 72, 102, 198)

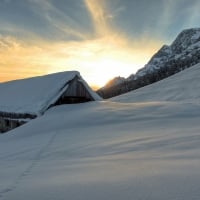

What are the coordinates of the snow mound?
(1, 62, 200, 199)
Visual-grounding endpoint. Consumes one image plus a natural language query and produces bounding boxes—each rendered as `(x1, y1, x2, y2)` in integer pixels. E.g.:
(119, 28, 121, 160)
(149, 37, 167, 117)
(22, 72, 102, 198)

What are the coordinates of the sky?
(0, 0, 200, 89)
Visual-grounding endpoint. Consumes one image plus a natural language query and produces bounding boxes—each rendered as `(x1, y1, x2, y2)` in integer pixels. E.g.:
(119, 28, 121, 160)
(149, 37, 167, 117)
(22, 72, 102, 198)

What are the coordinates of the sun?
(85, 58, 136, 89)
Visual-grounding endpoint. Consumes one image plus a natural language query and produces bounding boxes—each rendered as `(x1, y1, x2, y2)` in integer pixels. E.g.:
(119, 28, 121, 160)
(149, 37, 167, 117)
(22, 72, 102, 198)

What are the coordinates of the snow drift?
(1, 63, 200, 200)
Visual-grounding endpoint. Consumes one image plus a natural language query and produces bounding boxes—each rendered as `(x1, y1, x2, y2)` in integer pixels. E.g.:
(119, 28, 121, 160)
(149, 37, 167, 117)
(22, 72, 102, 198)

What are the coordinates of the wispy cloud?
(184, 0, 200, 28)
(158, 0, 176, 31)
(0, 0, 93, 41)
(84, 0, 111, 36)
(32, 0, 90, 40)
(155, 0, 200, 41)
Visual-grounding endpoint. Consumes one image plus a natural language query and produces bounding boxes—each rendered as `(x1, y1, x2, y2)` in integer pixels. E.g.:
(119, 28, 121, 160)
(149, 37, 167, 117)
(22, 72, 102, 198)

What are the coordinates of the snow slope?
(1, 64, 200, 200)
(112, 62, 200, 103)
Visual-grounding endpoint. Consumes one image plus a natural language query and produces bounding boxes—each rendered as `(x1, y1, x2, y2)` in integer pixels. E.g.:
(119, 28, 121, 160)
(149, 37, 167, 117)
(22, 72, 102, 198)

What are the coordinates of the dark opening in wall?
(5, 119, 9, 127)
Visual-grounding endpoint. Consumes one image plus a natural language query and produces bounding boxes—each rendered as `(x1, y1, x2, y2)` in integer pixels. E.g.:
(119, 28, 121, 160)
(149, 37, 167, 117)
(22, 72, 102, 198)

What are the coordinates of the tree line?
(97, 49, 200, 99)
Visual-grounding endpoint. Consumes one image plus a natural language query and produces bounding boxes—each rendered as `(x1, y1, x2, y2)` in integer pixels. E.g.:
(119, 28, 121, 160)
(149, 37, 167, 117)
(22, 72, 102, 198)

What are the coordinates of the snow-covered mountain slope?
(1, 63, 200, 199)
(102, 76, 125, 89)
(111, 62, 200, 103)
(135, 28, 200, 78)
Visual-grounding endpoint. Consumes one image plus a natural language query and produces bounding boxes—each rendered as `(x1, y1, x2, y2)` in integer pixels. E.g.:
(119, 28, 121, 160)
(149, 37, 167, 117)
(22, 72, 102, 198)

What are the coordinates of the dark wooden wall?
(0, 117, 26, 133)
(55, 77, 94, 104)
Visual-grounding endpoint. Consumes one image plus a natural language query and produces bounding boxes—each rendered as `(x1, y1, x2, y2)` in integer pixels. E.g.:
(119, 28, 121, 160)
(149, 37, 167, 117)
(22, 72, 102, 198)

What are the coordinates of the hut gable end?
(54, 76, 95, 105)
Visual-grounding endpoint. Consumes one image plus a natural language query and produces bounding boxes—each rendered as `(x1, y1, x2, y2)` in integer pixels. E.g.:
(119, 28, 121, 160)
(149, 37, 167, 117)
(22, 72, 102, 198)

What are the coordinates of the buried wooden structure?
(0, 72, 101, 133)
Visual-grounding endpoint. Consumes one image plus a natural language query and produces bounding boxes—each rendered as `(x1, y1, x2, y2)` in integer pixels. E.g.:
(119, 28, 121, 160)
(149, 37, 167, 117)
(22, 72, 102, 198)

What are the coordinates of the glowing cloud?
(0, 0, 165, 88)
(0, 34, 162, 88)
(84, 0, 110, 36)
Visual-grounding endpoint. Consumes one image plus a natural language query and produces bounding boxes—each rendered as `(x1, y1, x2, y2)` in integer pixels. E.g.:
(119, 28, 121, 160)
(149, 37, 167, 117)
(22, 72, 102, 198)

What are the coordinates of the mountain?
(134, 28, 200, 78)
(112, 62, 200, 103)
(101, 76, 126, 89)
(1, 63, 200, 200)
(97, 28, 200, 98)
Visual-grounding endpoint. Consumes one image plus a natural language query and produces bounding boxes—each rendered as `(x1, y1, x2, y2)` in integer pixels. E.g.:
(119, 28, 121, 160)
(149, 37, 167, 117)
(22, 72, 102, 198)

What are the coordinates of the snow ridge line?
(0, 131, 59, 199)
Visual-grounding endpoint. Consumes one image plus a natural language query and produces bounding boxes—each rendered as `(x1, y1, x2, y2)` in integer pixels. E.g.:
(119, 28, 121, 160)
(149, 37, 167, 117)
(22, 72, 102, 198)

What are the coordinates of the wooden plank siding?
(54, 77, 94, 105)
(0, 117, 26, 133)
(65, 77, 93, 99)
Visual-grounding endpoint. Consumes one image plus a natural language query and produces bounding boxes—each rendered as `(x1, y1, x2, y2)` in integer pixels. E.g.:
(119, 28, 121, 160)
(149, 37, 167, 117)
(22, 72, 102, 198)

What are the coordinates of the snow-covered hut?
(0, 71, 101, 133)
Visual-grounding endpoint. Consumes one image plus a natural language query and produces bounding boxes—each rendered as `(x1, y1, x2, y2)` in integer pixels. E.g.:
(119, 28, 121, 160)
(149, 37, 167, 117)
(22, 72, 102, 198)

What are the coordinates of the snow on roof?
(0, 71, 100, 116)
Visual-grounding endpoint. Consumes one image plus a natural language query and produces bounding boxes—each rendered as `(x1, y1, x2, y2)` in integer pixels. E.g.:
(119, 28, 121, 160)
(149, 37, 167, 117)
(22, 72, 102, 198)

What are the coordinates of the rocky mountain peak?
(171, 28, 200, 53)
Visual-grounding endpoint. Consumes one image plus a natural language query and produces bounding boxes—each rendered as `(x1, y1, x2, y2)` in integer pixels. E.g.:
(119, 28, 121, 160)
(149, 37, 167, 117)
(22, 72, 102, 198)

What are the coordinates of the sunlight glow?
(0, 0, 163, 88)
(0, 35, 162, 88)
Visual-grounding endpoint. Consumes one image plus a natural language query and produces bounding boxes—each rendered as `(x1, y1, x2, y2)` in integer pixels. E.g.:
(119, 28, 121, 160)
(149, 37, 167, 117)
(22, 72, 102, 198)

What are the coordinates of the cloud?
(158, 0, 176, 30)
(184, 0, 200, 28)
(153, 0, 200, 42)
(0, 0, 167, 87)
(0, 0, 93, 41)
(0, 32, 162, 88)
(0, 36, 49, 81)
(32, 0, 90, 40)
(84, 0, 111, 37)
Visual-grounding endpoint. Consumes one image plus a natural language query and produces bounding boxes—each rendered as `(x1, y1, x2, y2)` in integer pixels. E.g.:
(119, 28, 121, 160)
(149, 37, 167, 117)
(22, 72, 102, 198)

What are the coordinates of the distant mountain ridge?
(101, 76, 126, 89)
(97, 28, 200, 98)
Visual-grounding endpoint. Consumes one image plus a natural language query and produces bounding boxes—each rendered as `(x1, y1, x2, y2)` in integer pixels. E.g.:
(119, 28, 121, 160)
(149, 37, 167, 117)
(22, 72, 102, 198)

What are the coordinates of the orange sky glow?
(0, 0, 165, 89)
(0, 35, 162, 89)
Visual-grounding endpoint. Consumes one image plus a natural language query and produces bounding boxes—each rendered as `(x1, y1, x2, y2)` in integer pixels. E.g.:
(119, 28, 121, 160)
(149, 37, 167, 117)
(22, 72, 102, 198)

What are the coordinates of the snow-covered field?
(1, 64, 200, 200)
